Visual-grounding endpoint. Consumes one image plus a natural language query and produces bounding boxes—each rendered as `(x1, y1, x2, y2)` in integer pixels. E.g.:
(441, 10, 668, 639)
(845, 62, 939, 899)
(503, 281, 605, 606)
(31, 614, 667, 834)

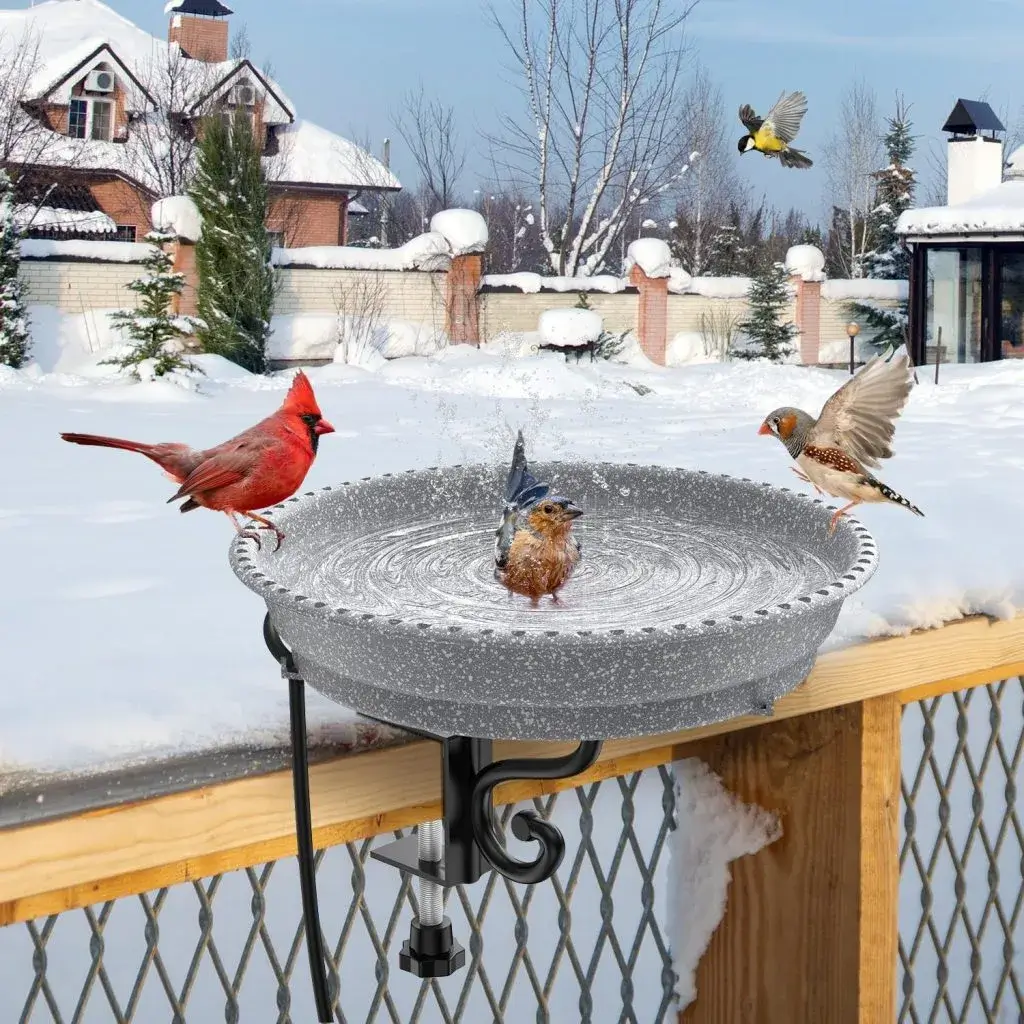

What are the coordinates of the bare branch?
(392, 86, 465, 213)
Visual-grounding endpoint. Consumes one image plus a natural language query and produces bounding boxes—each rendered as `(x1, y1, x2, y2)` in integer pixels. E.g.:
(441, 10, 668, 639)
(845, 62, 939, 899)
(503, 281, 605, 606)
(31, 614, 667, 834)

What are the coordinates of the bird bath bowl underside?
(229, 461, 878, 741)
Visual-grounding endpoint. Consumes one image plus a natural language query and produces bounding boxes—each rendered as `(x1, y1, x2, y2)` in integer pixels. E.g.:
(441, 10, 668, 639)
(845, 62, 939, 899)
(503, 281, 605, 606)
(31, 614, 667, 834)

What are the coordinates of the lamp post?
(846, 322, 860, 375)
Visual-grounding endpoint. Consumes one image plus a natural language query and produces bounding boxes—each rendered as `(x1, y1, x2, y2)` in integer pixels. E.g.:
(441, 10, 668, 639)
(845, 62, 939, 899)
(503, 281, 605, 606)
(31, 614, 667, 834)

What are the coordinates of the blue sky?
(101, 0, 1024, 222)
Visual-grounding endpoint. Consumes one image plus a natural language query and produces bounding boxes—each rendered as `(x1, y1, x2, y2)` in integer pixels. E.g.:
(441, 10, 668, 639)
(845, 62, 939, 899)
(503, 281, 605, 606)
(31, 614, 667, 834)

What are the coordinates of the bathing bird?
(737, 91, 813, 169)
(494, 430, 583, 602)
(757, 350, 923, 534)
(60, 371, 334, 550)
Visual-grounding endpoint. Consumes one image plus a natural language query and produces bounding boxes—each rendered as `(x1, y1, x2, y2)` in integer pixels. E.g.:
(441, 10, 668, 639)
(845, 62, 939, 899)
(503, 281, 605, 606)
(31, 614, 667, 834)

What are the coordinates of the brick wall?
(168, 15, 229, 62)
(19, 259, 145, 311)
(479, 290, 638, 339)
(90, 179, 153, 237)
(274, 266, 448, 326)
(267, 194, 347, 248)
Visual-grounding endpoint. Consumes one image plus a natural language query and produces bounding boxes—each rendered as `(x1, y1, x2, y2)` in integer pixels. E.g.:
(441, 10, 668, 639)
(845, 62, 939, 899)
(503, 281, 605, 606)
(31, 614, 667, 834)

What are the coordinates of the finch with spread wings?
(737, 91, 813, 169)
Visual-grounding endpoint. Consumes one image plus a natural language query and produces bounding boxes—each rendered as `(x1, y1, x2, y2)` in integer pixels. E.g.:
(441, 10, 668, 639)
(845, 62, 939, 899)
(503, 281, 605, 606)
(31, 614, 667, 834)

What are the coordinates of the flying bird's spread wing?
(738, 103, 763, 134)
(808, 351, 914, 469)
(762, 91, 808, 144)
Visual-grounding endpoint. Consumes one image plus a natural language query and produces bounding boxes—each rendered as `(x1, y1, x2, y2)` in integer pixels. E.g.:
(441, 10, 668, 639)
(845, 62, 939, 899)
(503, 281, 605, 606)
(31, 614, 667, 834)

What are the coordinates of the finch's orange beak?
(315, 419, 335, 435)
(757, 422, 772, 436)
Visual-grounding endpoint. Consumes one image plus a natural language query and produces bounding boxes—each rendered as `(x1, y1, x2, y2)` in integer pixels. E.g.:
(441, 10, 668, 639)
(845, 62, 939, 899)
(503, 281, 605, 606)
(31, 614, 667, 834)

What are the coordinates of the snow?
(537, 307, 603, 348)
(268, 314, 448, 363)
(784, 244, 826, 282)
(624, 237, 672, 278)
(481, 273, 627, 294)
(821, 279, 908, 301)
(268, 120, 400, 190)
(151, 196, 202, 243)
(3, 329, 1024, 776)
(685, 276, 752, 298)
(668, 759, 782, 1012)
(14, 206, 116, 234)
(429, 209, 488, 256)
(667, 266, 693, 294)
(19, 239, 155, 262)
(897, 180, 1024, 237)
(272, 231, 450, 271)
(667, 331, 728, 365)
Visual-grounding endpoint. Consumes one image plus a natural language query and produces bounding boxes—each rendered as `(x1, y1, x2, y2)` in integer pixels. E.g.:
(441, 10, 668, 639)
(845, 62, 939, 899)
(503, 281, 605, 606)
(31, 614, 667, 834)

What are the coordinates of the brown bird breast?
(500, 530, 580, 600)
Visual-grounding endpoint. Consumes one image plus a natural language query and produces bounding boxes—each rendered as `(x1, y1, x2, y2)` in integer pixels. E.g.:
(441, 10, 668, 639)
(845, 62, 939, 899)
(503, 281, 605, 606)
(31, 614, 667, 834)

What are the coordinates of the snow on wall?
(669, 759, 782, 1013)
(785, 244, 826, 282)
(151, 196, 202, 243)
(429, 209, 488, 256)
(624, 237, 673, 278)
(821, 279, 908, 301)
(273, 232, 451, 272)
(481, 273, 629, 294)
(19, 239, 155, 263)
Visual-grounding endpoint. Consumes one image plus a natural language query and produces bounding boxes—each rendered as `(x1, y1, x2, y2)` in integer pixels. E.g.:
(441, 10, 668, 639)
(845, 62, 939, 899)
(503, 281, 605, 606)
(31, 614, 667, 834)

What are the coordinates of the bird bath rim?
(228, 461, 879, 640)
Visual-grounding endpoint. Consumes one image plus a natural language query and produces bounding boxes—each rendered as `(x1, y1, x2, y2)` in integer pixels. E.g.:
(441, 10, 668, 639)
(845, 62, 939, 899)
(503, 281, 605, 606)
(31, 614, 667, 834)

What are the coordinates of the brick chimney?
(167, 0, 233, 63)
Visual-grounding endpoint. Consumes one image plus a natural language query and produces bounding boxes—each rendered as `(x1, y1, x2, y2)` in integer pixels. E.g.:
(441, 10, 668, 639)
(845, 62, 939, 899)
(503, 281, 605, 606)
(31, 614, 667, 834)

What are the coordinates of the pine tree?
(0, 170, 31, 368)
(849, 97, 915, 355)
(190, 110, 275, 373)
(104, 233, 199, 379)
(734, 261, 796, 362)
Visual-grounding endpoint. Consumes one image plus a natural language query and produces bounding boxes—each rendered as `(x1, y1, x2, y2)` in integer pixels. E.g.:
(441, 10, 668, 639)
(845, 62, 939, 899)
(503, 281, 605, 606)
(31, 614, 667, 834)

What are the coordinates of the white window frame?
(66, 97, 115, 142)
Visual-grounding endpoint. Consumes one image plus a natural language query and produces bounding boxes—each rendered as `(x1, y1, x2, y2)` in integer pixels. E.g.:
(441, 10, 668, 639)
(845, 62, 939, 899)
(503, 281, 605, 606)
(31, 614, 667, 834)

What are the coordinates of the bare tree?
(671, 62, 744, 274)
(823, 79, 883, 278)
(0, 28, 87, 181)
(393, 87, 466, 213)
(490, 0, 697, 277)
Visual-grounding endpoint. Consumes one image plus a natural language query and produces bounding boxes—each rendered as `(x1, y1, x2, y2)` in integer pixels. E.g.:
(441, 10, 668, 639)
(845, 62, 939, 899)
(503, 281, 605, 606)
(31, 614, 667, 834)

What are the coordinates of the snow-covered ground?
(3, 317, 1023, 777)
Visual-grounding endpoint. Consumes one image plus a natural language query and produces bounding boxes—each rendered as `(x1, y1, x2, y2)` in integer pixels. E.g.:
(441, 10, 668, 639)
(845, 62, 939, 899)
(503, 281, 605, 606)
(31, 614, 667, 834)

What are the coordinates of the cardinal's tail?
(780, 147, 813, 169)
(60, 432, 157, 456)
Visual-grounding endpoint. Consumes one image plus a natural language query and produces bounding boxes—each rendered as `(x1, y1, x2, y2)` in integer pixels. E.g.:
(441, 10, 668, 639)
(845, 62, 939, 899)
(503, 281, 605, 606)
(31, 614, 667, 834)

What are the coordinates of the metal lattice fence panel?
(899, 677, 1024, 1024)
(0, 765, 677, 1024)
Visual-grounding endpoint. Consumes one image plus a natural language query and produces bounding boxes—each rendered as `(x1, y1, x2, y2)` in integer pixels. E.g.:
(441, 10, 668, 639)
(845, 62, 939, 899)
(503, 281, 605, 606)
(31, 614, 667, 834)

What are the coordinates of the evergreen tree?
(849, 97, 916, 354)
(190, 110, 274, 373)
(104, 233, 199, 379)
(734, 261, 796, 362)
(706, 204, 751, 276)
(0, 170, 31, 369)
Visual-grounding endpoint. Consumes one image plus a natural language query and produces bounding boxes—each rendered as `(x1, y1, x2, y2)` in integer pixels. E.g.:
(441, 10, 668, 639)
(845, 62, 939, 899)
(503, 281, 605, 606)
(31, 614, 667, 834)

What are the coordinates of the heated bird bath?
(229, 461, 878, 1020)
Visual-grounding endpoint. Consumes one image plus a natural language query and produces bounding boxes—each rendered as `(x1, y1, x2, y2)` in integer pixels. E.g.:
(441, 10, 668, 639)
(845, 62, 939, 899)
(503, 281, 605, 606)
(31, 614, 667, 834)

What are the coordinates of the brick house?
(0, 0, 400, 246)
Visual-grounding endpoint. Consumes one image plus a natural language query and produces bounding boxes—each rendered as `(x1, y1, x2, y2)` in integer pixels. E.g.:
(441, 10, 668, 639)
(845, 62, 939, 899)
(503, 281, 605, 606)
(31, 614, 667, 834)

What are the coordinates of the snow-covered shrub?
(734, 262, 795, 362)
(0, 171, 30, 368)
(104, 232, 200, 379)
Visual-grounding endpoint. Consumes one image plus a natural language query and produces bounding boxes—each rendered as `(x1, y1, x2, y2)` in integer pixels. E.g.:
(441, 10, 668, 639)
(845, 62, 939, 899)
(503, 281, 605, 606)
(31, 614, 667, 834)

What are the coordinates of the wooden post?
(679, 694, 901, 1024)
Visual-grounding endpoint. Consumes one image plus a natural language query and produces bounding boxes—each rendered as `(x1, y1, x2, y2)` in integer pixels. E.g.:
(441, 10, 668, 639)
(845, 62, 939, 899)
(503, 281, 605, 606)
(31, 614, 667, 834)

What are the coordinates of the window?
(115, 225, 136, 242)
(90, 100, 113, 141)
(925, 247, 983, 363)
(267, 230, 285, 249)
(68, 99, 87, 139)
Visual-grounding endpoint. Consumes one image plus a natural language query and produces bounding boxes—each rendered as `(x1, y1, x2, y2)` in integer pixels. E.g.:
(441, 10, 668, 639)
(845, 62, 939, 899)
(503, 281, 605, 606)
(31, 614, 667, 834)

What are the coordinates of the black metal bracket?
(263, 612, 603, 1000)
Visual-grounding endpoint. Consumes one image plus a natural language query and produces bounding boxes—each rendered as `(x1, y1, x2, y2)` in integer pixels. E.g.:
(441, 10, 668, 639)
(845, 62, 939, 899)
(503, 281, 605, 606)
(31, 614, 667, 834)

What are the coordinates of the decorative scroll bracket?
(263, 612, 603, 1005)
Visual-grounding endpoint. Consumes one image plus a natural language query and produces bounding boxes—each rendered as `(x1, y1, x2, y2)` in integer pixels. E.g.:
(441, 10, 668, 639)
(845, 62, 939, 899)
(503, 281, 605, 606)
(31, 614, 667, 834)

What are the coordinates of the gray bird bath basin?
(229, 461, 877, 741)
(228, 460, 877, 1010)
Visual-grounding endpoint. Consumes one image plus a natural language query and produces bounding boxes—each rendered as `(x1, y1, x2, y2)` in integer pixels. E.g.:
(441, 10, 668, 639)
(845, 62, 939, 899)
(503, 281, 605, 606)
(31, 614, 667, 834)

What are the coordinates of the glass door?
(999, 251, 1024, 359)
(925, 247, 983, 362)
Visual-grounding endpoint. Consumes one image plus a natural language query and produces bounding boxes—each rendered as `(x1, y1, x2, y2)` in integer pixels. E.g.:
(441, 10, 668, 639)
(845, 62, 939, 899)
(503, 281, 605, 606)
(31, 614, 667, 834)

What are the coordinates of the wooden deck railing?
(2, 613, 1024, 1022)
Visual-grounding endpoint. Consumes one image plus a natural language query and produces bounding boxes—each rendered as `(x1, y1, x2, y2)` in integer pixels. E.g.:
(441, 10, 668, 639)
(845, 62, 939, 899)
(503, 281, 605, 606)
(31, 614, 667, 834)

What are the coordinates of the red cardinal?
(60, 371, 334, 550)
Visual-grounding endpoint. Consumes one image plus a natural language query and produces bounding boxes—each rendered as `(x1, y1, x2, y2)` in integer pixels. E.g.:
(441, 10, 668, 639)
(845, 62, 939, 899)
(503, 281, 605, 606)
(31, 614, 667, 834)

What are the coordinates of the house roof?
(896, 176, 1024, 240)
(942, 99, 1005, 136)
(165, 0, 233, 15)
(267, 120, 401, 192)
(0, 0, 402, 195)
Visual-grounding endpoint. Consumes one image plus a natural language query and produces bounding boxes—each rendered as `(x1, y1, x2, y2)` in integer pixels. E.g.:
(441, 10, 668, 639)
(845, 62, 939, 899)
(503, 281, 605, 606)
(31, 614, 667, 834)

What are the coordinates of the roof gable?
(31, 41, 156, 112)
(187, 59, 294, 125)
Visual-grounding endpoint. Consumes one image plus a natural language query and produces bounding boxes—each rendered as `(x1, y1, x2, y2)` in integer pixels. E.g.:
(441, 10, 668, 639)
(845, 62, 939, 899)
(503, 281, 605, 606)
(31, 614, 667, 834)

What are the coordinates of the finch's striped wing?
(762, 91, 808, 144)
(808, 352, 914, 469)
(738, 104, 763, 133)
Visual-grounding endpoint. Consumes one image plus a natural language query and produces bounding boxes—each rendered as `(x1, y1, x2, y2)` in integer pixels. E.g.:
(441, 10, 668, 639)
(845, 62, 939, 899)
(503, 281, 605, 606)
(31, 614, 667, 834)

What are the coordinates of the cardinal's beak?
(315, 419, 336, 435)
(757, 422, 772, 436)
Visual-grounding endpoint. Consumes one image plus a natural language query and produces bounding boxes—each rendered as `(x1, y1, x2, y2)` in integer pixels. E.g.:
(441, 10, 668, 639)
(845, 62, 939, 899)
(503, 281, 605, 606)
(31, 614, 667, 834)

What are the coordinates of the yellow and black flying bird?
(737, 91, 812, 169)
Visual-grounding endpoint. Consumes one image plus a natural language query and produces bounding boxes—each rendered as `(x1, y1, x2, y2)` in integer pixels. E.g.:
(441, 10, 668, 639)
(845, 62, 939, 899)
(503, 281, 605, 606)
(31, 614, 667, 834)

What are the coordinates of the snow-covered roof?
(896, 179, 1024, 240)
(14, 205, 116, 234)
(267, 120, 400, 191)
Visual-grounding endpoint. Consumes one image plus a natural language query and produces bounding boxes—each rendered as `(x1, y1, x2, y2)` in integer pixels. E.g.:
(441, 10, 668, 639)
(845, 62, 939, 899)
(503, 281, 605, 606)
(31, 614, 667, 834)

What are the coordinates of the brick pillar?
(446, 253, 482, 344)
(629, 264, 669, 365)
(792, 276, 822, 365)
(167, 239, 199, 317)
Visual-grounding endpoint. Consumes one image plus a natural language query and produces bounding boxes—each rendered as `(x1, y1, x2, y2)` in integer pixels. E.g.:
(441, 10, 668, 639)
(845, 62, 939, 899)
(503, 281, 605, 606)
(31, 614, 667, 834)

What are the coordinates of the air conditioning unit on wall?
(85, 70, 115, 93)
(230, 84, 257, 106)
